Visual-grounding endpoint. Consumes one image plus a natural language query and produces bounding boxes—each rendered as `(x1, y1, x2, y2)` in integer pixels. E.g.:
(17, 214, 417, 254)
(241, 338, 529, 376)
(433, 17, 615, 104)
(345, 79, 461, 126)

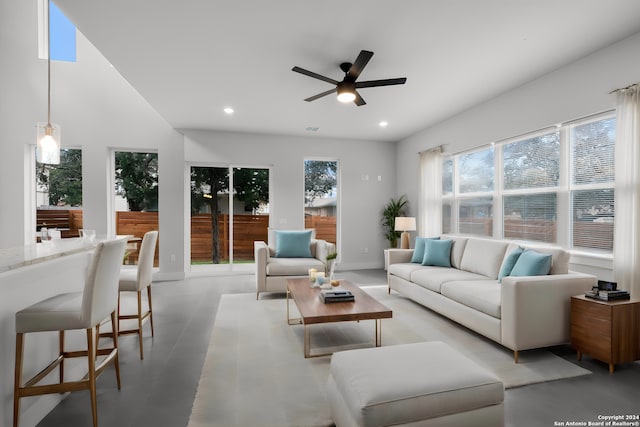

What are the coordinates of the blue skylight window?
(49, 1, 76, 62)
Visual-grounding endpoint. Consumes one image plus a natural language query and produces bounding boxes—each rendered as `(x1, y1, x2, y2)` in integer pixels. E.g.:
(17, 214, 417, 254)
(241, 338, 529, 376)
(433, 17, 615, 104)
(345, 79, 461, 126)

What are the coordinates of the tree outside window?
(304, 160, 338, 244)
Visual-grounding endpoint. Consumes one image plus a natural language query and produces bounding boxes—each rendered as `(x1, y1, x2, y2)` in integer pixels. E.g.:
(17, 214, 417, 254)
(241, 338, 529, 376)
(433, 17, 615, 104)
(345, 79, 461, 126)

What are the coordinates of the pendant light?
(36, 0, 60, 165)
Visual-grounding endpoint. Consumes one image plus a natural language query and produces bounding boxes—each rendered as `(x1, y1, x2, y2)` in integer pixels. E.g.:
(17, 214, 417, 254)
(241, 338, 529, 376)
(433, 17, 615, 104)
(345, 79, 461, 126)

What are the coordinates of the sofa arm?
(387, 249, 414, 265)
(500, 272, 597, 351)
(254, 241, 269, 298)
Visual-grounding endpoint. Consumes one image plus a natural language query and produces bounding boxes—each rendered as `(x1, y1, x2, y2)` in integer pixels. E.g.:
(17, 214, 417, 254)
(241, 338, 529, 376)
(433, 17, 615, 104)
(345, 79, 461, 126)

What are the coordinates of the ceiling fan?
(292, 50, 407, 106)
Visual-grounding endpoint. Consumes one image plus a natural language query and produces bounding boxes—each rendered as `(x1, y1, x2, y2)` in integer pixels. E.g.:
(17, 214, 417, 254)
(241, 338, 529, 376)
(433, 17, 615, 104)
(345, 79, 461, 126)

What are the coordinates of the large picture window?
(570, 117, 616, 251)
(439, 113, 615, 253)
(502, 131, 560, 243)
(457, 148, 494, 237)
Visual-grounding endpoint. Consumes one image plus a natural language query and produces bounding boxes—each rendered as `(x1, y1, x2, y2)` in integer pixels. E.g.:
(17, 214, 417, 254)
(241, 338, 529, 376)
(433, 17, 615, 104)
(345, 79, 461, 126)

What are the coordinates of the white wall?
(0, 0, 184, 277)
(396, 30, 640, 280)
(183, 130, 397, 269)
(0, 0, 396, 275)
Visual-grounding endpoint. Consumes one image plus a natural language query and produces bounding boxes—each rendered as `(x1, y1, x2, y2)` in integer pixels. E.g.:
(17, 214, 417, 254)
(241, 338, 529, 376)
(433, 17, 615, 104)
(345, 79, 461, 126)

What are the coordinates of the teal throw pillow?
(509, 249, 552, 277)
(498, 246, 524, 283)
(411, 236, 440, 263)
(274, 230, 313, 258)
(421, 239, 452, 267)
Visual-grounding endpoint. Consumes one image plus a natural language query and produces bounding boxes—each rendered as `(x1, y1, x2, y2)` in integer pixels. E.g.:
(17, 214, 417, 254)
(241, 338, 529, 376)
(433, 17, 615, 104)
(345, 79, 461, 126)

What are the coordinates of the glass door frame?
(303, 157, 340, 262)
(186, 161, 272, 275)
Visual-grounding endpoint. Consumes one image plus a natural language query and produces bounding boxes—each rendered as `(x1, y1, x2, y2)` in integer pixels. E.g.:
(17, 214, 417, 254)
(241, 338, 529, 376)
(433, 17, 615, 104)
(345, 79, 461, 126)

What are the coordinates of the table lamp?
(395, 217, 416, 249)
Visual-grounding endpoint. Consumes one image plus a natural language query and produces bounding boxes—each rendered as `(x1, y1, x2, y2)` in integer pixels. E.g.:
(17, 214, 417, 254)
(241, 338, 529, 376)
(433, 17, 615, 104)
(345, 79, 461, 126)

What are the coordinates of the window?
(114, 151, 159, 265)
(457, 148, 494, 237)
(570, 117, 616, 251)
(502, 131, 560, 243)
(439, 112, 615, 253)
(458, 148, 494, 193)
(441, 157, 453, 234)
(35, 148, 83, 240)
(304, 160, 338, 245)
(503, 193, 557, 242)
(38, 0, 77, 62)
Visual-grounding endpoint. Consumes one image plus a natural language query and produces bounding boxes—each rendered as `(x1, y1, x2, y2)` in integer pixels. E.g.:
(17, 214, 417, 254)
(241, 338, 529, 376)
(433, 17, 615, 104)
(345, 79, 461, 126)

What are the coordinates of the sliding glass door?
(190, 165, 269, 271)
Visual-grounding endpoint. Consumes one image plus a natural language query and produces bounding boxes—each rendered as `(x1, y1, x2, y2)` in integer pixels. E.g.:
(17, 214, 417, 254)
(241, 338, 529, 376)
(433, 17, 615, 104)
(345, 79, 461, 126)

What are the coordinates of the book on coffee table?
(319, 289, 355, 303)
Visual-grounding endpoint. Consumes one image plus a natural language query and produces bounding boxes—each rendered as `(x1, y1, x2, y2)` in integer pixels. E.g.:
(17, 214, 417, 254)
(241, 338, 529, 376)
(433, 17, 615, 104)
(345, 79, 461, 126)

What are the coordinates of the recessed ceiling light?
(379, 121, 388, 127)
(223, 107, 234, 114)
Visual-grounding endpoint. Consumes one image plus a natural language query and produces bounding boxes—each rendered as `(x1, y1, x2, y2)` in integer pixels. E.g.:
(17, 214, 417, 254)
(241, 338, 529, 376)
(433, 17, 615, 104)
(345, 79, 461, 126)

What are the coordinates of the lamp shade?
(395, 217, 416, 232)
(337, 81, 356, 103)
(36, 122, 61, 164)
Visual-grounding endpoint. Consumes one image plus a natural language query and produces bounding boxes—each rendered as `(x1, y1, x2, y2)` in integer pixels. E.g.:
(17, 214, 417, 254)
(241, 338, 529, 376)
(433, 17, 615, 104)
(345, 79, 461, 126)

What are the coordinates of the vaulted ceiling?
(55, 0, 640, 142)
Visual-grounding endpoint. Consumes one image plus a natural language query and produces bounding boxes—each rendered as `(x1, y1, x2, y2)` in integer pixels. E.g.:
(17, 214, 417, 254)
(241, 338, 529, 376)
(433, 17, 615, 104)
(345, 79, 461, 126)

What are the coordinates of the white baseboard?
(336, 261, 384, 270)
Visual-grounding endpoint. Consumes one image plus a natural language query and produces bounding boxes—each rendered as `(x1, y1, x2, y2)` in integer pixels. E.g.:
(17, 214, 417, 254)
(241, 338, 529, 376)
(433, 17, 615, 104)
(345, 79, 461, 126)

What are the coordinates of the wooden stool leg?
(147, 285, 154, 337)
(111, 311, 121, 390)
(117, 292, 122, 336)
(13, 333, 24, 427)
(59, 331, 65, 383)
(137, 291, 144, 360)
(86, 327, 98, 427)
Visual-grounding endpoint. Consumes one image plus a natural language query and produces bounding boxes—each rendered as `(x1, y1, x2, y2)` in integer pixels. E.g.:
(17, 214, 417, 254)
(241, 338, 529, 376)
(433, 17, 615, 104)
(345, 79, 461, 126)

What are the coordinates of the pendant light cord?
(47, 0, 51, 126)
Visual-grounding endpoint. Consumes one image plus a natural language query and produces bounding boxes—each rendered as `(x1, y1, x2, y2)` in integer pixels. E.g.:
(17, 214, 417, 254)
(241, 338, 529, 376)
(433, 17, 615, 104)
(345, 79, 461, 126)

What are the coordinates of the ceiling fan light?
(337, 82, 356, 103)
(337, 91, 356, 103)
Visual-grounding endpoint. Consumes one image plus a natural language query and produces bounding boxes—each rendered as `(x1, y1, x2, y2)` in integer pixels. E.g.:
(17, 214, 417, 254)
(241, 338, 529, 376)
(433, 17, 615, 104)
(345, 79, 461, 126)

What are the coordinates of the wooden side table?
(570, 294, 640, 373)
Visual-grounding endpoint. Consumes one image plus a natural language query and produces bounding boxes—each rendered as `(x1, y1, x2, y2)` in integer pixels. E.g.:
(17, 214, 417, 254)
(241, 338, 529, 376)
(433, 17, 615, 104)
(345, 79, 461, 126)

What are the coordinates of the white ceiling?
(55, 0, 640, 142)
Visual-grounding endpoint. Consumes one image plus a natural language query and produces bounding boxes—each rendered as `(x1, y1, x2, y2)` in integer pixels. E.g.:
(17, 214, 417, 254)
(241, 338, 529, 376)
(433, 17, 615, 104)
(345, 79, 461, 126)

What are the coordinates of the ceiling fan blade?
(347, 50, 374, 81)
(354, 90, 366, 106)
(304, 88, 337, 102)
(356, 77, 407, 88)
(292, 66, 339, 85)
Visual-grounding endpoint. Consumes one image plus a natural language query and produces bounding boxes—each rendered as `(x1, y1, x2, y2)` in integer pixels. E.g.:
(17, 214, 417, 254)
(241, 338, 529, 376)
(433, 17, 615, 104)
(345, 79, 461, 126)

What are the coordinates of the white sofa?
(387, 235, 597, 361)
(254, 239, 335, 299)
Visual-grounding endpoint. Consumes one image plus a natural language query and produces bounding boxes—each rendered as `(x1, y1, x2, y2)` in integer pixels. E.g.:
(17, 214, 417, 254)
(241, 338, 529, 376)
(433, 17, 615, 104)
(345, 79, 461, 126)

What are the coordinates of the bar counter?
(0, 236, 128, 427)
(0, 237, 100, 274)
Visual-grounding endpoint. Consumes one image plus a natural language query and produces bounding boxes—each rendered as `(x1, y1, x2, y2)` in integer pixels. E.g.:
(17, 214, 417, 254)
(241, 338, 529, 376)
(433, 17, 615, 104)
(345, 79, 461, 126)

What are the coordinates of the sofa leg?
(388, 287, 391, 294)
(256, 291, 260, 300)
(513, 350, 519, 363)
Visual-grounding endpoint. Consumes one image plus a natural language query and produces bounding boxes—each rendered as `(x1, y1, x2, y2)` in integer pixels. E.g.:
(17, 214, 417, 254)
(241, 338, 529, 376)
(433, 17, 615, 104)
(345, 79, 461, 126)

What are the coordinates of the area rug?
(187, 286, 590, 427)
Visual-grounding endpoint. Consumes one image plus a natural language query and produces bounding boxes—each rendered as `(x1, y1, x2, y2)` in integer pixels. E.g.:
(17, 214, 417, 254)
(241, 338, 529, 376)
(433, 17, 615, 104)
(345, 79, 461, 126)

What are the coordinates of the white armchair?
(254, 239, 335, 299)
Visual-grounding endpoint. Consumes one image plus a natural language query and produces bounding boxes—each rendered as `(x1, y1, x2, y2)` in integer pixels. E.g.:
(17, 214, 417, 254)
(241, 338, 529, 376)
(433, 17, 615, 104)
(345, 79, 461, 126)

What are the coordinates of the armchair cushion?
(266, 257, 325, 276)
(274, 230, 313, 258)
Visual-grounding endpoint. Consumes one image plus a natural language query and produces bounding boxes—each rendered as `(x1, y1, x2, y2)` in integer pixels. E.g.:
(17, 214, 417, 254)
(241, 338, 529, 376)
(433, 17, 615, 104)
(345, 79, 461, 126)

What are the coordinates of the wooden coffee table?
(286, 278, 392, 358)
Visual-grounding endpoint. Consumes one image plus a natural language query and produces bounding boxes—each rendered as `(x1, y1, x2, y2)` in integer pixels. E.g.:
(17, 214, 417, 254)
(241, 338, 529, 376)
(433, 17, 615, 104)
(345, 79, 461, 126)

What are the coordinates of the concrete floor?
(34, 270, 640, 427)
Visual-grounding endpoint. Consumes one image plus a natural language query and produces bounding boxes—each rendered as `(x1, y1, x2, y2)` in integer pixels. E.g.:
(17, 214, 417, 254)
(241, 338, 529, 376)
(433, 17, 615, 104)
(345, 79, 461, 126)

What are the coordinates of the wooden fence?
(504, 219, 556, 243)
(305, 215, 337, 244)
(36, 210, 339, 265)
(573, 221, 613, 251)
(116, 211, 160, 265)
(190, 214, 269, 262)
(36, 209, 83, 238)
(37, 209, 612, 263)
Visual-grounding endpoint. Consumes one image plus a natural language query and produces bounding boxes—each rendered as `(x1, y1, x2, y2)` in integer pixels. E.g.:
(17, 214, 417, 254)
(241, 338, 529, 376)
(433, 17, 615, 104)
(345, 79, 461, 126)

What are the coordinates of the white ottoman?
(326, 341, 504, 427)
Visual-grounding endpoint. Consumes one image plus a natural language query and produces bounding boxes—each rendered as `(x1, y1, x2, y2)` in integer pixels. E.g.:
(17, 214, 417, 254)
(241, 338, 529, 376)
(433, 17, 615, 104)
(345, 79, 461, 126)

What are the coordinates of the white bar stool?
(13, 239, 126, 427)
(116, 230, 158, 359)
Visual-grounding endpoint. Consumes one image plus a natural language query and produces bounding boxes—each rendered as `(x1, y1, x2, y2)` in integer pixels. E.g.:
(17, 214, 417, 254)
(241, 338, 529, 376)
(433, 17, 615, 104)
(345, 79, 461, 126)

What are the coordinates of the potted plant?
(326, 252, 337, 279)
(381, 195, 408, 248)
